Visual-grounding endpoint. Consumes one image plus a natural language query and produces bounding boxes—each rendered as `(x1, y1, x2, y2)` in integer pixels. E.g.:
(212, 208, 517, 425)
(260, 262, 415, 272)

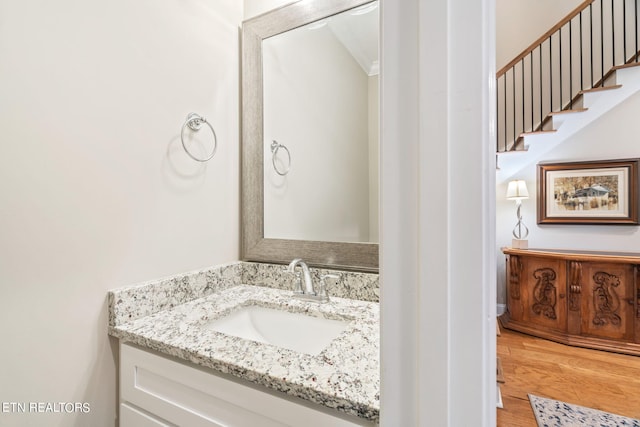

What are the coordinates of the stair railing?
(497, 0, 640, 153)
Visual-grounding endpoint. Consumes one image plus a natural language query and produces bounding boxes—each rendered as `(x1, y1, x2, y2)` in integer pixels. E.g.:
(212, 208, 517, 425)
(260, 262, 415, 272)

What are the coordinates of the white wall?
(496, 92, 640, 304)
(245, 0, 291, 20)
(0, 1, 242, 426)
(496, 0, 583, 67)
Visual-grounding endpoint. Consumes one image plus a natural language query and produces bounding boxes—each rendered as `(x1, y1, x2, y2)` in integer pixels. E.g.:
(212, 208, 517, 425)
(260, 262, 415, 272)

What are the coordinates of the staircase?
(496, 0, 640, 181)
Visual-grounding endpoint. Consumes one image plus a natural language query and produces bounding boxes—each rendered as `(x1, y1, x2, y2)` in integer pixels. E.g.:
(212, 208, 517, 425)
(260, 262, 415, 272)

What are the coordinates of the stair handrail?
(497, 1, 595, 78)
(496, 0, 640, 153)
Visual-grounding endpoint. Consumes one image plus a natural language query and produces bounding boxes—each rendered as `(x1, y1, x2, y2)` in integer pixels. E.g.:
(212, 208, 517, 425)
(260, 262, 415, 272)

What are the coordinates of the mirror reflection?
(262, 1, 379, 244)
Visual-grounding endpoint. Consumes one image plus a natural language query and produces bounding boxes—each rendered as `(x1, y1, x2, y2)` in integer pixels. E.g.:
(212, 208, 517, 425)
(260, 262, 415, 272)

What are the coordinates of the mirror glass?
(263, 2, 379, 244)
(241, 0, 379, 271)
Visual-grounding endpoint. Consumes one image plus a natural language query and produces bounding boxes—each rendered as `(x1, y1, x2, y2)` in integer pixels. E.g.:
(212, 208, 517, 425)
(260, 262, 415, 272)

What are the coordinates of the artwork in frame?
(537, 158, 639, 225)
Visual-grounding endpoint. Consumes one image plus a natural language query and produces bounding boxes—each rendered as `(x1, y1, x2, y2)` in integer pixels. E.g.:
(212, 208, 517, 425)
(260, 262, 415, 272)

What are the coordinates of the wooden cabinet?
(501, 248, 640, 356)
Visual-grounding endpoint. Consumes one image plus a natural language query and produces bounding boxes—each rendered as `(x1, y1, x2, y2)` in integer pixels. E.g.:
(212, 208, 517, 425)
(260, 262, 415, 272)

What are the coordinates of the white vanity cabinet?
(119, 343, 376, 427)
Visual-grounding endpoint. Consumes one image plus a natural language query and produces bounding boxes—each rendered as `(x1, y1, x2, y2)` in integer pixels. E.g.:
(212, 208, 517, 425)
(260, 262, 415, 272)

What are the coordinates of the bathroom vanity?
(501, 247, 640, 356)
(108, 261, 379, 426)
(110, 1, 383, 423)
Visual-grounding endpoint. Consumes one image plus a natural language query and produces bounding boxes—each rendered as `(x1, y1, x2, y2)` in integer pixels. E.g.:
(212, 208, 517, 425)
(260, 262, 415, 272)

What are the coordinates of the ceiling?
(325, 1, 379, 76)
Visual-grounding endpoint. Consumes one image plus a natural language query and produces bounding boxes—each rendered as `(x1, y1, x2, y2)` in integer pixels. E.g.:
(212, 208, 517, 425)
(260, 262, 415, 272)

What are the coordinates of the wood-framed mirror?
(241, 0, 379, 272)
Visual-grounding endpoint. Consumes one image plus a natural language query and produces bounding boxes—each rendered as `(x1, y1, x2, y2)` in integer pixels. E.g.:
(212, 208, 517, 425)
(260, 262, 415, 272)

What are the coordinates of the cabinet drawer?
(120, 343, 375, 427)
(120, 403, 176, 427)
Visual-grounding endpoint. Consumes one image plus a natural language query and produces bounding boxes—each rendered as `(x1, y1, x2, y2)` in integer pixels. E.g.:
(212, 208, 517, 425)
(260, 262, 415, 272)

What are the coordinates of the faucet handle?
(318, 274, 340, 302)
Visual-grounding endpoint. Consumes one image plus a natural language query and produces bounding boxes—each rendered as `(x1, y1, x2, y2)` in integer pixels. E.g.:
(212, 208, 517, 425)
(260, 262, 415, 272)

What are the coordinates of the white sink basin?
(205, 305, 349, 356)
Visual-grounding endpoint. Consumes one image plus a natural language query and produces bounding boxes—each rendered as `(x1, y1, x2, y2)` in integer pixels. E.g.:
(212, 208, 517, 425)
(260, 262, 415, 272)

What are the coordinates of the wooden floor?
(497, 327, 640, 426)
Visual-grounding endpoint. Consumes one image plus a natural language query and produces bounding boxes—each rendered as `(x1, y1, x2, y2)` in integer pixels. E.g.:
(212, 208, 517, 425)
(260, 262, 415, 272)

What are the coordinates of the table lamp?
(506, 179, 529, 249)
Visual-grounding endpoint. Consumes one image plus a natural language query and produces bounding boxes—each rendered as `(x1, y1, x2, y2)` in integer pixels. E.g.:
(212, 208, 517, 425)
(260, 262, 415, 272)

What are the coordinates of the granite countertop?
(109, 282, 380, 422)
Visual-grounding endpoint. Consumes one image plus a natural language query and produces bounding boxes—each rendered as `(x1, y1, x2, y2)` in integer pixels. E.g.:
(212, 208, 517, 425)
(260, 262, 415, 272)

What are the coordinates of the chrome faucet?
(287, 259, 339, 303)
(287, 258, 315, 295)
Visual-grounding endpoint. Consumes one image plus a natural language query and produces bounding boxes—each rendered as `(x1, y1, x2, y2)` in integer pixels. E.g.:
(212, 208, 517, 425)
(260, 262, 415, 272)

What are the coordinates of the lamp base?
(512, 239, 528, 249)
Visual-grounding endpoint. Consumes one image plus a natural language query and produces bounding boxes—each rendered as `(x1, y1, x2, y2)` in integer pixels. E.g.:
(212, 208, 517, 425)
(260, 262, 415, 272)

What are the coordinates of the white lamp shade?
(506, 180, 529, 200)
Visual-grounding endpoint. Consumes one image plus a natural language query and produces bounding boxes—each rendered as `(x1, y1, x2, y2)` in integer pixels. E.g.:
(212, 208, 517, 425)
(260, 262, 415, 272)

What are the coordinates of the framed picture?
(537, 159, 639, 225)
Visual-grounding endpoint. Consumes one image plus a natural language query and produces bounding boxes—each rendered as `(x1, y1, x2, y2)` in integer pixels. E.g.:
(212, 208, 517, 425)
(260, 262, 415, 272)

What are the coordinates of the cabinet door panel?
(580, 262, 634, 341)
(636, 265, 640, 344)
(520, 257, 567, 333)
(121, 403, 176, 427)
(505, 255, 524, 321)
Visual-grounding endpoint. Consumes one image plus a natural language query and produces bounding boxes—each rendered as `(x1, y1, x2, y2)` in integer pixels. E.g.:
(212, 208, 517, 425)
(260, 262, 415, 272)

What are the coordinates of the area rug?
(529, 394, 640, 426)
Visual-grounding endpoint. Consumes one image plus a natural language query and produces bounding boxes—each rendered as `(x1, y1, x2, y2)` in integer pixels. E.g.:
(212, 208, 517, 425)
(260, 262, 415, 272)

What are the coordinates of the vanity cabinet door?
(120, 403, 175, 427)
(580, 262, 635, 342)
(519, 256, 567, 333)
(119, 343, 375, 427)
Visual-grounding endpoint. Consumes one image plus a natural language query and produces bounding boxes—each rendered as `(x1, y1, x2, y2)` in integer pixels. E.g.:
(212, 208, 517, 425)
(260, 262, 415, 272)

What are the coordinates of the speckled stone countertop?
(108, 262, 379, 423)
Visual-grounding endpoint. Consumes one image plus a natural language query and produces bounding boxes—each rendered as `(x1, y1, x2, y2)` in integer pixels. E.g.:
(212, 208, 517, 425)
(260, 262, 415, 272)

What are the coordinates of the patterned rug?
(529, 394, 640, 426)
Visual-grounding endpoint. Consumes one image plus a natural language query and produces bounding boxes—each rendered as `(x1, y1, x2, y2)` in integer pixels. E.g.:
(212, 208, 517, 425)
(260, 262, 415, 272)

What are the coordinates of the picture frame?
(537, 158, 639, 225)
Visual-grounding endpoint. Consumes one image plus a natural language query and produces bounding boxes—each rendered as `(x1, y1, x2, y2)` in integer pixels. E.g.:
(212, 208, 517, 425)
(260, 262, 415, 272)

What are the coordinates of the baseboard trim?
(496, 304, 506, 316)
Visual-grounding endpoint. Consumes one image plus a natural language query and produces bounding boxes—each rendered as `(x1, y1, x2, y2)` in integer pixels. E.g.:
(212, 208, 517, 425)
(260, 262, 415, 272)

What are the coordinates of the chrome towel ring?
(270, 140, 291, 176)
(181, 113, 218, 162)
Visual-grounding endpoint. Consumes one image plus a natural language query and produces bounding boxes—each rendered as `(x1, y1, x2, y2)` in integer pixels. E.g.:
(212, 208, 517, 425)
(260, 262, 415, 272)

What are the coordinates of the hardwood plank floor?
(497, 328, 640, 426)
